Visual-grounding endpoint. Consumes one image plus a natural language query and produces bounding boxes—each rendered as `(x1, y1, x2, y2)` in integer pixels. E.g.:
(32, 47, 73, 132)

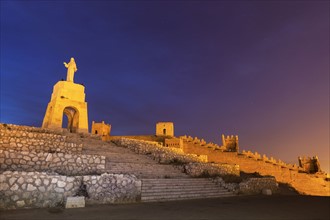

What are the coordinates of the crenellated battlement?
(177, 133, 329, 195)
(298, 156, 321, 173)
(180, 135, 224, 151)
(179, 134, 326, 176)
(221, 134, 239, 152)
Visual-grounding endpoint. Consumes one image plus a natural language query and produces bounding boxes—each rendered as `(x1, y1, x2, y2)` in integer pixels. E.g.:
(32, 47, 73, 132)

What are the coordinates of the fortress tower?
(42, 58, 89, 133)
(156, 122, 174, 137)
(91, 121, 111, 136)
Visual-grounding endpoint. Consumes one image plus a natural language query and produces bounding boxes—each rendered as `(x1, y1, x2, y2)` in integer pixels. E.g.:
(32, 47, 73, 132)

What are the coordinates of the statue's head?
(70, 57, 75, 61)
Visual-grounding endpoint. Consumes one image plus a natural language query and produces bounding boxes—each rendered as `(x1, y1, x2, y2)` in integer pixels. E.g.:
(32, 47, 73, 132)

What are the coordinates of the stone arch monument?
(42, 58, 88, 133)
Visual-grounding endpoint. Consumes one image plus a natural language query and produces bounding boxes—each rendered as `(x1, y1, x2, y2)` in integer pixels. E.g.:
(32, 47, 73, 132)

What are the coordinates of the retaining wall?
(0, 135, 82, 154)
(0, 123, 88, 154)
(239, 177, 279, 195)
(0, 150, 105, 175)
(83, 173, 141, 204)
(1, 128, 67, 141)
(0, 171, 141, 209)
(0, 123, 63, 134)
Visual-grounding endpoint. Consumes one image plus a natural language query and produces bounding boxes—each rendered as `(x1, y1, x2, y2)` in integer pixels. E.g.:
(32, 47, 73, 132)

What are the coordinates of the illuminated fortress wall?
(180, 135, 329, 196)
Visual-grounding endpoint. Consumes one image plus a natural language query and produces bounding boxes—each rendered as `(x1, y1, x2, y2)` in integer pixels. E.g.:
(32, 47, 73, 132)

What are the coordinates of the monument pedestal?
(42, 81, 89, 133)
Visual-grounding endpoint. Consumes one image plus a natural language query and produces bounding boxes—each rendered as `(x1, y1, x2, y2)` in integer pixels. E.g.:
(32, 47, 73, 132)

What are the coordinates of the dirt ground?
(1, 195, 329, 220)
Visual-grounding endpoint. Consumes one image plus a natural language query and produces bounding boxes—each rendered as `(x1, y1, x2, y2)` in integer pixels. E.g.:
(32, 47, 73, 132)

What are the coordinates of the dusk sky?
(1, 1, 329, 172)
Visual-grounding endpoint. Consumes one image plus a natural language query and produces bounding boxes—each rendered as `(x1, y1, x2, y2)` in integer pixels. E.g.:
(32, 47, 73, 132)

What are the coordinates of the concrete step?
(142, 185, 223, 191)
(141, 178, 235, 202)
(142, 179, 213, 185)
(105, 163, 189, 179)
(107, 163, 186, 172)
(141, 192, 234, 202)
(142, 189, 232, 197)
(142, 189, 230, 197)
(142, 178, 213, 183)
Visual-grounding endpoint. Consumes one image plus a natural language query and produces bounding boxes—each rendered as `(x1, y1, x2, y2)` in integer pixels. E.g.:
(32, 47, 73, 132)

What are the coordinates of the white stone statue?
(63, 57, 77, 82)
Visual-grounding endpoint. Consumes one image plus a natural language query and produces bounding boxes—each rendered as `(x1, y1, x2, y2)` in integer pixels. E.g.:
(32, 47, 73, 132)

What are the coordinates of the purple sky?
(1, 1, 329, 172)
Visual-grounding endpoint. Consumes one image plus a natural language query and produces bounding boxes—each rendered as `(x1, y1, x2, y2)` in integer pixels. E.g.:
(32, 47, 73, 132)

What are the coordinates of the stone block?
(65, 196, 85, 209)
(27, 184, 36, 191)
(16, 200, 26, 208)
(262, 189, 272, 196)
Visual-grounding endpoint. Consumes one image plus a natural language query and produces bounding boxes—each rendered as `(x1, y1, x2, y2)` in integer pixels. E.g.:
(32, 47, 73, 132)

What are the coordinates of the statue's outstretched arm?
(63, 62, 68, 68)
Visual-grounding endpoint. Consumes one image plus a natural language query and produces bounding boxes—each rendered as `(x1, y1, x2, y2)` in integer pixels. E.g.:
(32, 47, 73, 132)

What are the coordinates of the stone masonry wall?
(1, 128, 67, 141)
(115, 138, 207, 164)
(0, 123, 82, 154)
(113, 138, 239, 177)
(0, 171, 141, 209)
(0, 150, 105, 175)
(0, 133, 82, 155)
(0, 171, 81, 209)
(0, 123, 64, 135)
(239, 177, 279, 195)
(182, 138, 330, 196)
(183, 162, 240, 177)
(83, 173, 141, 204)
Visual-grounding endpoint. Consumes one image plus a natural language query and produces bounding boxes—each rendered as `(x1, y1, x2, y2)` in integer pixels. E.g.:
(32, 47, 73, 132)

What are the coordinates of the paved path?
(1, 195, 329, 220)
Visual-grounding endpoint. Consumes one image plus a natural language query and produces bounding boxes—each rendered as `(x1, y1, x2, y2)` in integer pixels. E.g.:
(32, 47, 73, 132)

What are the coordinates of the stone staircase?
(1, 124, 236, 202)
(107, 162, 188, 179)
(82, 138, 235, 201)
(141, 178, 235, 202)
(82, 140, 189, 179)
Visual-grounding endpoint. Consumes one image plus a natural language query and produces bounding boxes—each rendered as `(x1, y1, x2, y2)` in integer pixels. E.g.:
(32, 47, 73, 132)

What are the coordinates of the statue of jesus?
(63, 57, 77, 82)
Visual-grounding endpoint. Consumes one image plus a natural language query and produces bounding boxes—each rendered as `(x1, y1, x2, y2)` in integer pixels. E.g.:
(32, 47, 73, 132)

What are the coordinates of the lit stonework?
(156, 122, 174, 137)
(42, 58, 88, 133)
(221, 134, 239, 152)
(91, 121, 111, 136)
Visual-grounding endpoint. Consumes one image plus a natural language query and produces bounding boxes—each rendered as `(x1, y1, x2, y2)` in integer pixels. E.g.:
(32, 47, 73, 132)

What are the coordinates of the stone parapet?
(114, 138, 207, 164)
(0, 150, 105, 175)
(183, 162, 240, 177)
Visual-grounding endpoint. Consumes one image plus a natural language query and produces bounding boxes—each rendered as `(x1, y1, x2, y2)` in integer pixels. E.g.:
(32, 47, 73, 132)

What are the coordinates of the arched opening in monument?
(62, 114, 69, 130)
(163, 129, 166, 135)
(62, 106, 79, 133)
